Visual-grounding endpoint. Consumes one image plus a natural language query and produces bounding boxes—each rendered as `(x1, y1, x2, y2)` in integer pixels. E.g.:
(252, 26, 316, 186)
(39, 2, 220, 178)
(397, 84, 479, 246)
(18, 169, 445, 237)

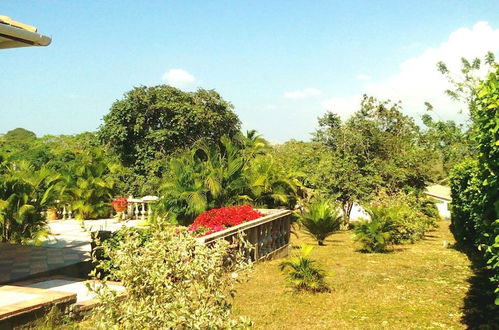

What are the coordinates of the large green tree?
(420, 113, 473, 180)
(312, 95, 434, 223)
(98, 85, 241, 181)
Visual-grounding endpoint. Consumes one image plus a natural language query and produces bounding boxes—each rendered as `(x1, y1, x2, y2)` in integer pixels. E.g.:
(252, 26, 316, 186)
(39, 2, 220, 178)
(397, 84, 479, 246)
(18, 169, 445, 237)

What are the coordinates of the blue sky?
(1, 1, 499, 142)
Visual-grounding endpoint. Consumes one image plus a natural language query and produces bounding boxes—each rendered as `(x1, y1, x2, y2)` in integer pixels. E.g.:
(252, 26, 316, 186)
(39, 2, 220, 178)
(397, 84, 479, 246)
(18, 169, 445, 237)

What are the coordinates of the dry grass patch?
(233, 221, 473, 329)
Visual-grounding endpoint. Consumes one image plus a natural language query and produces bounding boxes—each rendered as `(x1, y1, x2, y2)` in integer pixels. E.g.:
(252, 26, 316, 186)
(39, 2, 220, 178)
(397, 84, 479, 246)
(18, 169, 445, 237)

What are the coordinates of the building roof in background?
(0, 15, 51, 49)
(425, 184, 451, 201)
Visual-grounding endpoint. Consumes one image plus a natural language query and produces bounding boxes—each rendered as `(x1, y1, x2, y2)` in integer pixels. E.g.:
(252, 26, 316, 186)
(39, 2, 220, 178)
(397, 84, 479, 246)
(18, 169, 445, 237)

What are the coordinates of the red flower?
(188, 205, 263, 236)
(111, 197, 128, 212)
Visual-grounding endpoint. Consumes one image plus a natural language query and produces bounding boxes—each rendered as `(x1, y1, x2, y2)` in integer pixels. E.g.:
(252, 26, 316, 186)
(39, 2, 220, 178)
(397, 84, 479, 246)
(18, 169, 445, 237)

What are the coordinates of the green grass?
(48, 221, 497, 329)
(232, 221, 477, 329)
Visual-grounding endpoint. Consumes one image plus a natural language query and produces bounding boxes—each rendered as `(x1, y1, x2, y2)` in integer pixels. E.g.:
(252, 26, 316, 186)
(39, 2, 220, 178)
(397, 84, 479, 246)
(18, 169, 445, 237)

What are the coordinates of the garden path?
(41, 219, 142, 252)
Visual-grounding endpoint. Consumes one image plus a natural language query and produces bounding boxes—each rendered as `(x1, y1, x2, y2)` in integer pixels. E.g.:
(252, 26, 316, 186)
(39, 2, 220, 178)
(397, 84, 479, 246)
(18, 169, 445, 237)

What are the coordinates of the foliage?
(353, 193, 439, 253)
(155, 136, 298, 225)
(450, 65, 499, 303)
(353, 210, 394, 253)
(0, 162, 61, 243)
(279, 244, 329, 292)
(437, 51, 496, 115)
(93, 226, 153, 280)
(298, 200, 341, 245)
(60, 149, 121, 220)
(98, 85, 241, 191)
(90, 224, 252, 329)
(189, 205, 263, 235)
(450, 160, 482, 244)
(372, 194, 439, 244)
(312, 95, 435, 224)
(3, 127, 36, 142)
(421, 113, 474, 180)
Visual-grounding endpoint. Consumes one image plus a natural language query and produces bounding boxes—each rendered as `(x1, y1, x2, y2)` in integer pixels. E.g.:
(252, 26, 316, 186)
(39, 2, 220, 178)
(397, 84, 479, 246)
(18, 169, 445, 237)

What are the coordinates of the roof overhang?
(424, 192, 451, 202)
(0, 16, 51, 49)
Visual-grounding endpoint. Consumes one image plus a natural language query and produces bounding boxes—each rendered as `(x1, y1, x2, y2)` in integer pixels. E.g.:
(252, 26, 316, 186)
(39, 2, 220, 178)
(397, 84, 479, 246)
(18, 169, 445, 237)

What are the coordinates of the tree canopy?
(98, 85, 241, 177)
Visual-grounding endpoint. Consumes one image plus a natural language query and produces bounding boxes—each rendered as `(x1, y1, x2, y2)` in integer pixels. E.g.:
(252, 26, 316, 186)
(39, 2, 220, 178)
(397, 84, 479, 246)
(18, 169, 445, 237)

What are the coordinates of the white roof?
(425, 184, 451, 201)
(0, 16, 51, 49)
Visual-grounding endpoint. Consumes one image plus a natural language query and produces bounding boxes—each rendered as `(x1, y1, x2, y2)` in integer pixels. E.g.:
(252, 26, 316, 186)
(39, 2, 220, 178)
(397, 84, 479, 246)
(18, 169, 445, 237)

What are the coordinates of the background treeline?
(0, 78, 473, 244)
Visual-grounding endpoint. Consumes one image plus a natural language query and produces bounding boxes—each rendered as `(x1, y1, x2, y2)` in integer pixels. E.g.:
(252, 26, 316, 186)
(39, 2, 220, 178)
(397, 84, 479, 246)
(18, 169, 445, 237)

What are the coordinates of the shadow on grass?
(452, 243, 499, 329)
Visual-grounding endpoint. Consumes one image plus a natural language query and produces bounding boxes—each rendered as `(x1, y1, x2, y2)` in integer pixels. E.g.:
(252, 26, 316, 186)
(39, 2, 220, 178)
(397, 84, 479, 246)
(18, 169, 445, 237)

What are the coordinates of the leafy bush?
(0, 163, 61, 243)
(279, 244, 329, 292)
(90, 224, 252, 328)
(450, 66, 499, 304)
(353, 195, 438, 253)
(60, 149, 120, 220)
(450, 160, 485, 246)
(188, 205, 263, 235)
(353, 211, 394, 253)
(370, 193, 439, 244)
(387, 204, 429, 244)
(155, 136, 298, 225)
(298, 200, 341, 245)
(93, 226, 153, 279)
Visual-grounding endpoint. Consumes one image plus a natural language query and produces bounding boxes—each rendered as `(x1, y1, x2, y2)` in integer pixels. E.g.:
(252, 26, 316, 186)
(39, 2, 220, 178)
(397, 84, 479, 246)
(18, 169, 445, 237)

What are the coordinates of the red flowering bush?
(111, 197, 128, 212)
(189, 205, 264, 236)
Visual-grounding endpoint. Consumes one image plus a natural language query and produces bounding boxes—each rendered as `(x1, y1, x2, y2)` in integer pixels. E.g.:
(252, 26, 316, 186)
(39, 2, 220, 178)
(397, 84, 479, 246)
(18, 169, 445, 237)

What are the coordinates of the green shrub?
(0, 163, 61, 244)
(279, 244, 329, 292)
(298, 200, 341, 245)
(371, 193, 439, 244)
(450, 66, 499, 304)
(353, 195, 438, 252)
(92, 226, 153, 279)
(89, 224, 252, 328)
(353, 209, 394, 253)
(418, 197, 441, 223)
(389, 204, 428, 244)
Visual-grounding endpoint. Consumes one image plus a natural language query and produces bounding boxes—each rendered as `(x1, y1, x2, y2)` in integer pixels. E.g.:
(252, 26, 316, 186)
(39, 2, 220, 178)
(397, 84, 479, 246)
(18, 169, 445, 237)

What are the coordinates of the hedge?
(450, 66, 499, 304)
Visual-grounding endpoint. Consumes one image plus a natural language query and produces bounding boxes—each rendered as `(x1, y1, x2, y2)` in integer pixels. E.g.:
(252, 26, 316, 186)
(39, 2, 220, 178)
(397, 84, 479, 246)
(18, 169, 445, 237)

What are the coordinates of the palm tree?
(0, 161, 61, 243)
(279, 244, 329, 292)
(238, 130, 271, 158)
(156, 154, 208, 225)
(299, 200, 341, 245)
(353, 206, 395, 252)
(156, 135, 302, 225)
(60, 150, 118, 220)
(157, 136, 249, 225)
(245, 154, 299, 209)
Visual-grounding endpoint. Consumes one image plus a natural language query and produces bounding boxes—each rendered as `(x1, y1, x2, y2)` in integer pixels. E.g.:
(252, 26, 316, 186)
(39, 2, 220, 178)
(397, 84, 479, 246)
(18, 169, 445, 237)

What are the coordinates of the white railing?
(124, 196, 159, 221)
(197, 209, 293, 261)
(43, 196, 159, 221)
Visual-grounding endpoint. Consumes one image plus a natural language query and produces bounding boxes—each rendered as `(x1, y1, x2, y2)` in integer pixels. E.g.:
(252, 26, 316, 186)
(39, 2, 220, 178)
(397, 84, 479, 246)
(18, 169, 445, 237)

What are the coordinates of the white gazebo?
(0, 15, 51, 49)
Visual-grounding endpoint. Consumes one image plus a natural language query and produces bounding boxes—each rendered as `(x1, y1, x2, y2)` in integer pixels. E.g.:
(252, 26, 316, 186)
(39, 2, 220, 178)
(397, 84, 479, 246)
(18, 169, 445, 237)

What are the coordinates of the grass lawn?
(232, 221, 484, 329)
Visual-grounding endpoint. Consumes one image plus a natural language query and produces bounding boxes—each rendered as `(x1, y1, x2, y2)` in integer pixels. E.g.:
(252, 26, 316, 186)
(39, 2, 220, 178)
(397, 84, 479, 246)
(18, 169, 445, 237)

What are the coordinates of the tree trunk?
(341, 200, 354, 230)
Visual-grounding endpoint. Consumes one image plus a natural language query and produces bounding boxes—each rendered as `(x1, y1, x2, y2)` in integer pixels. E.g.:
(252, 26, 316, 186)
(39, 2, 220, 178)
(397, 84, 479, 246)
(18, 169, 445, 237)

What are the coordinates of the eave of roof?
(0, 16, 51, 49)
(424, 184, 452, 201)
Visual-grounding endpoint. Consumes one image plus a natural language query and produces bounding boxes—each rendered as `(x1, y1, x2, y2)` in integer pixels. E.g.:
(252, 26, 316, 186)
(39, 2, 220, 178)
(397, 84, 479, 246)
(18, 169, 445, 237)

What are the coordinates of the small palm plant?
(353, 206, 395, 253)
(299, 200, 341, 245)
(279, 244, 329, 293)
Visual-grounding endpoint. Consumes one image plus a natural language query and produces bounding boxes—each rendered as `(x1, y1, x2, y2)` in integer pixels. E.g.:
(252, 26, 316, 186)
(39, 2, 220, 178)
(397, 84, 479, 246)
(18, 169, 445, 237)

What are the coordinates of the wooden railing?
(197, 209, 293, 261)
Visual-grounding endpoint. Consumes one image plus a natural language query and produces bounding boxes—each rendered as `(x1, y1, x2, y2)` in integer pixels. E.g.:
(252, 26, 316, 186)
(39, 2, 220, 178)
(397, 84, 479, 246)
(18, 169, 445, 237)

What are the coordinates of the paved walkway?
(41, 218, 143, 252)
(0, 219, 142, 284)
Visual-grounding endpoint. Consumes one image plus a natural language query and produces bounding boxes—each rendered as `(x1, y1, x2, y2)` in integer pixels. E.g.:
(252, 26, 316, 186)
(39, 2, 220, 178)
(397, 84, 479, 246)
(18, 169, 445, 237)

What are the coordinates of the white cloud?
(322, 21, 499, 122)
(162, 69, 196, 88)
(321, 95, 361, 119)
(356, 74, 371, 81)
(283, 88, 322, 99)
